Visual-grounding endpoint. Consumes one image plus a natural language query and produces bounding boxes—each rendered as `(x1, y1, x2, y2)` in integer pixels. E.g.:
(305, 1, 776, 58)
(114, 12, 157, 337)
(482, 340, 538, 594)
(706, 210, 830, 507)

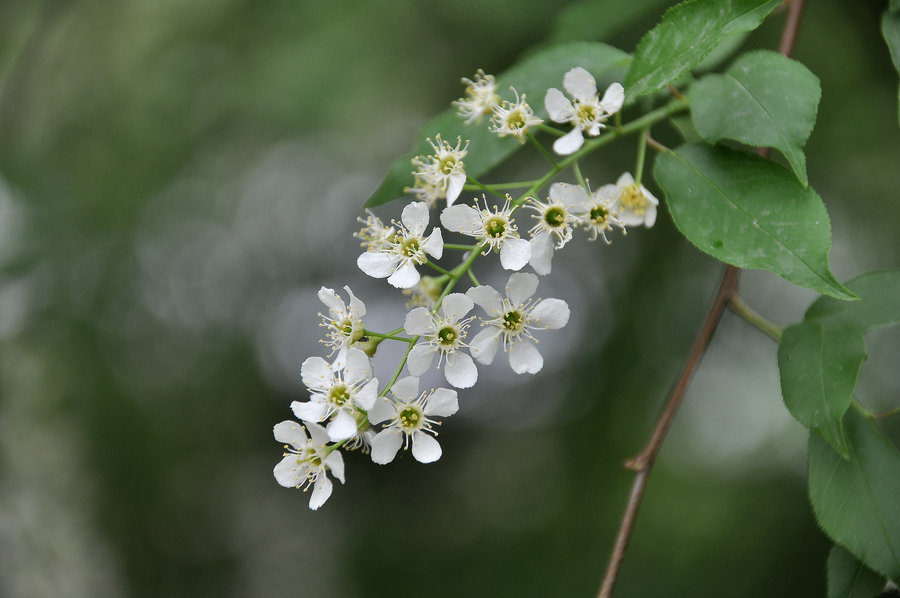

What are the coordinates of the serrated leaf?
(809, 408, 900, 581)
(624, 0, 780, 102)
(691, 50, 821, 186)
(778, 322, 865, 457)
(804, 270, 900, 329)
(653, 144, 854, 299)
(828, 545, 886, 598)
(365, 42, 630, 208)
(882, 10, 900, 126)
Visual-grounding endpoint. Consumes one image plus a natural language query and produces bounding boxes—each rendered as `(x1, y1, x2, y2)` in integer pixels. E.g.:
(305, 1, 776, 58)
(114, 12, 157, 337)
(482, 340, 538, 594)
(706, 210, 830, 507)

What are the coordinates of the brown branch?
(596, 2, 808, 596)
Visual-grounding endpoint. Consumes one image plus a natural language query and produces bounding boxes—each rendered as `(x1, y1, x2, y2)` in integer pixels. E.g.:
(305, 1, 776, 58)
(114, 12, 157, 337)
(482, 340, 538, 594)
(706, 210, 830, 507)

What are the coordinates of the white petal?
(422, 228, 443, 259)
(325, 451, 345, 483)
(506, 272, 539, 306)
(300, 356, 332, 391)
(600, 82, 625, 114)
(617, 209, 646, 228)
(291, 400, 328, 423)
(273, 455, 301, 487)
(371, 430, 403, 464)
(528, 232, 554, 275)
(326, 410, 358, 441)
(390, 376, 419, 402)
(440, 292, 474, 321)
(440, 204, 480, 234)
(357, 251, 396, 279)
(411, 432, 442, 464)
(308, 476, 333, 510)
(344, 286, 366, 317)
(553, 127, 585, 155)
(426, 387, 459, 416)
(466, 285, 502, 315)
(641, 185, 659, 207)
(305, 422, 330, 445)
(644, 202, 658, 228)
(388, 261, 420, 289)
(531, 298, 570, 329)
(560, 184, 590, 212)
(446, 173, 466, 206)
(445, 351, 478, 388)
(354, 378, 378, 411)
(404, 307, 434, 335)
(273, 420, 308, 448)
(406, 344, 435, 376)
(343, 348, 372, 386)
(366, 397, 394, 425)
(509, 341, 543, 374)
(499, 237, 531, 271)
(563, 67, 597, 101)
(544, 87, 574, 122)
(616, 171, 635, 187)
(401, 201, 430, 236)
(469, 328, 500, 365)
(317, 287, 344, 313)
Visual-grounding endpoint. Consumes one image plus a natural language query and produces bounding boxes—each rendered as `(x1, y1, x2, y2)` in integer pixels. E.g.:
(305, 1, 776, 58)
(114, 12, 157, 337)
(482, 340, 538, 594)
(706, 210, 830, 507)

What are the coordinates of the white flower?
(273, 421, 345, 510)
(440, 194, 531, 271)
(354, 209, 395, 252)
(545, 67, 624, 155)
(318, 285, 366, 358)
(292, 347, 379, 442)
(576, 182, 626, 244)
(407, 134, 468, 207)
(368, 376, 459, 464)
(357, 201, 444, 289)
(453, 69, 501, 124)
(613, 172, 658, 228)
(466, 272, 570, 374)
(525, 182, 587, 275)
(404, 293, 478, 388)
(490, 87, 543, 142)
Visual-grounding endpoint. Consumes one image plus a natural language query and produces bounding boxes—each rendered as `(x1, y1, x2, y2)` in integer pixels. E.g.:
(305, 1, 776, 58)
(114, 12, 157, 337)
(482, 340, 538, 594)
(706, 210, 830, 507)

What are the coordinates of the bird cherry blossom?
(273, 421, 345, 510)
(466, 272, 570, 374)
(368, 376, 459, 464)
(292, 347, 378, 442)
(545, 67, 624, 155)
(576, 182, 626, 244)
(440, 194, 531, 271)
(318, 285, 366, 358)
(613, 172, 659, 228)
(490, 87, 543, 142)
(525, 182, 587, 275)
(404, 292, 478, 388)
(453, 69, 501, 124)
(357, 201, 443, 289)
(408, 134, 468, 207)
(354, 209, 395, 252)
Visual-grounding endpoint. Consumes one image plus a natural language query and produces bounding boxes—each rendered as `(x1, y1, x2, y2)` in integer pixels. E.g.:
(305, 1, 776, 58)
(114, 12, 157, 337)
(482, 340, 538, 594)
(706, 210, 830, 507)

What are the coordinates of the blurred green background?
(1, 1, 898, 596)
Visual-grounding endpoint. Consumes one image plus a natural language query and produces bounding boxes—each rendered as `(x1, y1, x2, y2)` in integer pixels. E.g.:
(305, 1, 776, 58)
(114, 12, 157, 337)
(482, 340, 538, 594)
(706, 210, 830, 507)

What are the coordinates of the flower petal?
(371, 430, 403, 464)
(509, 341, 543, 374)
(563, 66, 597, 101)
(421, 228, 443, 259)
(273, 454, 302, 487)
(499, 237, 531, 271)
(531, 298, 570, 329)
(401, 201, 430, 236)
(528, 232, 554, 276)
(344, 286, 366, 317)
(325, 451, 345, 483)
(411, 432, 442, 463)
(305, 422, 330, 445)
(406, 343, 435, 376)
(553, 127, 585, 155)
(440, 292, 474, 321)
(357, 251, 396, 279)
(600, 82, 625, 114)
(469, 328, 500, 365)
(308, 476, 333, 510)
(388, 261, 420, 289)
(366, 397, 394, 425)
(426, 387, 460, 418)
(300, 356, 333, 391)
(544, 87, 574, 122)
(326, 410, 358, 441)
(404, 307, 434, 335)
(317, 287, 344, 313)
(643, 202, 658, 228)
(343, 348, 372, 386)
(440, 204, 480, 234)
(273, 420, 308, 447)
(390, 376, 419, 402)
(354, 378, 378, 411)
(446, 173, 466, 206)
(444, 352, 477, 389)
(506, 272, 539, 306)
(466, 284, 502, 315)
(616, 171, 635, 187)
(291, 400, 328, 424)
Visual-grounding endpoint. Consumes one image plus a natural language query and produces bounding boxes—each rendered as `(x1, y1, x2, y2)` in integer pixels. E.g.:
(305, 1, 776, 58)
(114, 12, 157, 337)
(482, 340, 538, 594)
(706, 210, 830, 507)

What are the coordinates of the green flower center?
(328, 384, 351, 407)
(544, 206, 567, 227)
(485, 217, 507, 239)
(508, 109, 526, 129)
(576, 103, 597, 122)
(334, 318, 354, 336)
(399, 406, 423, 430)
(439, 156, 457, 175)
(437, 326, 458, 347)
(590, 205, 609, 226)
(401, 238, 421, 257)
(502, 310, 524, 332)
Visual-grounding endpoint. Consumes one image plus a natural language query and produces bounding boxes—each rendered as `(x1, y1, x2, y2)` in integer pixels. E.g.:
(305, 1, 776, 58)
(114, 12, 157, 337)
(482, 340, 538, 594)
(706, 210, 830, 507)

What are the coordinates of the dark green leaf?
(778, 322, 865, 457)
(827, 545, 886, 598)
(882, 11, 900, 126)
(365, 42, 630, 208)
(624, 0, 780, 102)
(809, 408, 900, 580)
(804, 270, 900, 329)
(653, 144, 854, 299)
(544, 0, 675, 46)
(691, 50, 821, 186)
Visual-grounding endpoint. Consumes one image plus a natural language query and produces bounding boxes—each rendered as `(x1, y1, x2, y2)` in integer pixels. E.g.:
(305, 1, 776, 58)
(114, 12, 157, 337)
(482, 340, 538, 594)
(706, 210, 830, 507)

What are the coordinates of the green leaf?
(691, 50, 821, 186)
(624, 0, 780, 102)
(804, 270, 900, 329)
(544, 0, 675, 46)
(653, 144, 854, 299)
(809, 408, 900, 581)
(827, 545, 886, 598)
(882, 10, 900, 126)
(365, 42, 630, 208)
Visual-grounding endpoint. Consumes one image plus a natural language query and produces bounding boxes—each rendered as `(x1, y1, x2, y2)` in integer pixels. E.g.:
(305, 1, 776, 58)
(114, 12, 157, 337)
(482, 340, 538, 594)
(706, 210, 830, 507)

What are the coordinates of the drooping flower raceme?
(490, 87, 543, 142)
(357, 201, 443, 289)
(545, 67, 624, 155)
(613, 172, 659, 228)
(440, 194, 531, 271)
(273, 421, 345, 510)
(318, 285, 366, 358)
(292, 347, 378, 442)
(404, 292, 478, 388)
(453, 69, 501, 124)
(525, 182, 587, 275)
(407, 135, 469, 207)
(576, 182, 626, 244)
(368, 376, 459, 464)
(466, 272, 570, 374)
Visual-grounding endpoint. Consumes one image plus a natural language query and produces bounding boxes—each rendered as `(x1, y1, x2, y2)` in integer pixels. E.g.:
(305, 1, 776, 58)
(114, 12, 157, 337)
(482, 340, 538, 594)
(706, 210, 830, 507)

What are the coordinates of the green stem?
(466, 176, 506, 199)
(634, 128, 649, 184)
(444, 243, 480, 251)
(378, 337, 419, 398)
(425, 261, 453, 276)
(728, 295, 783, 342)
(537, 123, 565, 138)
(874, 405, 900, 419)
(528, 132, 558, 167)
(363, 329, 412, 342)
(468, 269, 481, 286)
(572, 161, 588, 190)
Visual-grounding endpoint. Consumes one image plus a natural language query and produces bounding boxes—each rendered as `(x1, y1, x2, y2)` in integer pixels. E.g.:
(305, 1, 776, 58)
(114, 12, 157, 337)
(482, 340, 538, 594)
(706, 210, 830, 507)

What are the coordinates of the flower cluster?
(274, 66, 661, 509)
